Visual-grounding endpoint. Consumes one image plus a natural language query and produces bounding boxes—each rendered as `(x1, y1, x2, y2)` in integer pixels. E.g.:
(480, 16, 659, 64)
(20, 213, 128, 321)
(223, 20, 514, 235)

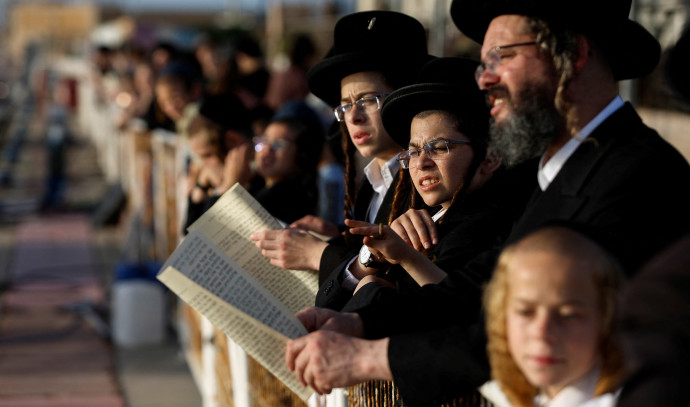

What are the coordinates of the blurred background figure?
(183, 93, 255, 230)
(317, 120, 346, 226)
(40, 76, 74, 211)
(233, 34, 271, 112)
(264, 33, 316, 111)
(250, 100, 324, 224)
(153, 61, 203, 136)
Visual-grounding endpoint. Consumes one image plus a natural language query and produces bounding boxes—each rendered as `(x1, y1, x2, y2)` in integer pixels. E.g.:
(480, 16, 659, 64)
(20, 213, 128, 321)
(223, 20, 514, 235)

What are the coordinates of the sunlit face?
(506, 250, 601, 398)
(155, 82, 191, 122)
(189, 132, 223, 168)
(408, 112, 474, 209)
(340, 71, 400, 162)
(255, 122, 298, 186)
(478, 15, 555, 126)
(478, 15, 561, 167)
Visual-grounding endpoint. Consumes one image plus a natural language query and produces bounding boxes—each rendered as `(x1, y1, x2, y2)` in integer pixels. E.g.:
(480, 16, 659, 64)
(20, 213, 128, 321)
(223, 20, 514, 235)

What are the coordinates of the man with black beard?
(284, 1, 690, 405)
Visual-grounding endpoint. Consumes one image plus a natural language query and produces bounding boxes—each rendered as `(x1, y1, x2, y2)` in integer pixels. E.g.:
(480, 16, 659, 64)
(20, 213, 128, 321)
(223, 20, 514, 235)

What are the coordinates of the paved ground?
(0, 101, 201, 407)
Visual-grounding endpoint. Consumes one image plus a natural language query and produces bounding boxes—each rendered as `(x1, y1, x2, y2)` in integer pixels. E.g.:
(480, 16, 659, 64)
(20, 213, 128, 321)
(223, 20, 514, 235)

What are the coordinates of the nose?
(347, 105, 367, 124)
(415, 148, 435, 169)
(530, 311, 557, 343)
(476, 67, 499, 90)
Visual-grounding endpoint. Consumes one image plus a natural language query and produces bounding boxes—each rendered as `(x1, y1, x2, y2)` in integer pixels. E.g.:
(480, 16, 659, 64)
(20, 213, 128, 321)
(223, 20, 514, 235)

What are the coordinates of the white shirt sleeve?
(340, 255, 360, 291)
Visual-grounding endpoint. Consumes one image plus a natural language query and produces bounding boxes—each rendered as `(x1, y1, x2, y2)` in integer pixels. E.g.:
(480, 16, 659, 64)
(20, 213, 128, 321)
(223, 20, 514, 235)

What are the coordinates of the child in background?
(249, 103, 324, 224)
(183, 93, 254, 231)
(153, 61, 203, 137)
(481, 225, 625, 407)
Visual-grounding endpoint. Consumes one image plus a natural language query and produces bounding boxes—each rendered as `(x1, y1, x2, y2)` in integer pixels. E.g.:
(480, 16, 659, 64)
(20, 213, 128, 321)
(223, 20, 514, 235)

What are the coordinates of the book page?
(187, 183, 318, 313)
(158, 267, 313, 401)
(161, 231, 306, 338)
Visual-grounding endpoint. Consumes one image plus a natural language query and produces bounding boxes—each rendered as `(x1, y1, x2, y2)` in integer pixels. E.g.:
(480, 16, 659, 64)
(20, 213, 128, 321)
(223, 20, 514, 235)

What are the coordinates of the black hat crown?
(307, 11, 434, 107)
(381, 57, 489, 149)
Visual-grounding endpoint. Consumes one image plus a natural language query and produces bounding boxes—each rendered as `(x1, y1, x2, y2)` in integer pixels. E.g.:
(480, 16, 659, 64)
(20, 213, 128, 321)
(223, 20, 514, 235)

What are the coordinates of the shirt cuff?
(340, 255, 360, 291)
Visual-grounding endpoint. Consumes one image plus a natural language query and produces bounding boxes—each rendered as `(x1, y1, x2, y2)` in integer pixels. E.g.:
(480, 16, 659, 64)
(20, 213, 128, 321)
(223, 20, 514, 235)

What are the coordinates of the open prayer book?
(157, 183, 319, 401)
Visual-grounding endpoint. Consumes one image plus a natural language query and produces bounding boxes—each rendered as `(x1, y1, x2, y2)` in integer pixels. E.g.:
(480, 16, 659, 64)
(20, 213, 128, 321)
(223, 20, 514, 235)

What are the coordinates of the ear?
(468, 153, 501, 191)
(573, 34, 591, 75)
(478, 153, 501, 176)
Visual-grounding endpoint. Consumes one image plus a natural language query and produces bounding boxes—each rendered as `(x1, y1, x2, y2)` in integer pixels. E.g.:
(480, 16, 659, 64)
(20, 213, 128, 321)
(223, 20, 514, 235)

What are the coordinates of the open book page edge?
(180, 182, 319, 312)
(158, 266, 314, 401)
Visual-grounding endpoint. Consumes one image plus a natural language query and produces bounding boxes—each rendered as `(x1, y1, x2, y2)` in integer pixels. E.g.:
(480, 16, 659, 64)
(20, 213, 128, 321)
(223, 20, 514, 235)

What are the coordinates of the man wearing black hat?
(285, 1, 690, 405)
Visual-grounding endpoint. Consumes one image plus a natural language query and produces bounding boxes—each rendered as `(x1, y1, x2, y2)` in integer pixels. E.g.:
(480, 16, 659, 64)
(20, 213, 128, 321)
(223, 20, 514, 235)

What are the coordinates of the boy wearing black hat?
(251, 11, 434, 284)
(285, 1, 690, 405)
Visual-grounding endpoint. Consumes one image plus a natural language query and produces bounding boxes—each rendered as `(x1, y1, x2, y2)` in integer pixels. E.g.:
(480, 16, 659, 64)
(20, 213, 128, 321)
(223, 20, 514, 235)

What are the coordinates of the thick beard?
(488, 86, 562, 168)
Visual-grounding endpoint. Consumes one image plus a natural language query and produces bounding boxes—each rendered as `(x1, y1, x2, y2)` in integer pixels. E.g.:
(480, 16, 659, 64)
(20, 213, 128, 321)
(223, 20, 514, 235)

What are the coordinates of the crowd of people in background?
(89, 28, 346, 234)
(83, 0, 690, 406)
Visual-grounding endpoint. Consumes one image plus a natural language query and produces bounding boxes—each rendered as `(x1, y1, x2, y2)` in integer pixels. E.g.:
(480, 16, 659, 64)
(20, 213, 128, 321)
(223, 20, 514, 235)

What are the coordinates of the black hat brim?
(307, 51, 435, 107)
(381, 83, 489, 149)
(450, 0, 660, 80)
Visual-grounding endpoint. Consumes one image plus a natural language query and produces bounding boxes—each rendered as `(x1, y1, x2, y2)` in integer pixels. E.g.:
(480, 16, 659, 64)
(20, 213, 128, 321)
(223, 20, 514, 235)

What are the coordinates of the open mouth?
(418, 177, 440, 191)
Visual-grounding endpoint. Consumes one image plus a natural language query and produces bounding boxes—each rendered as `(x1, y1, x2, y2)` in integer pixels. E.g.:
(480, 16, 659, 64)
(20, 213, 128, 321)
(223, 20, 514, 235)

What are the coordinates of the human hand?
(219, 142, 253, 192)
(286, 331, 391, 394)
(250, 227, 328, 271)
(346, 217, 446, 286)
(197, 163, 224, 188)
(290, 215, 340, 238)
(390, 208, 439, 251)
(345, 219, 417, 266)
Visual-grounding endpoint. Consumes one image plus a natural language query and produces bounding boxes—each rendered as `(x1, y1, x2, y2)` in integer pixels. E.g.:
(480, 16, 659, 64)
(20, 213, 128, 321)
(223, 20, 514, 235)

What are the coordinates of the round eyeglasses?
(397, 139, 472, 169)
(475, 41, 537, 83)
(253, 136, 294, 153)
(333, 93, 389, 122)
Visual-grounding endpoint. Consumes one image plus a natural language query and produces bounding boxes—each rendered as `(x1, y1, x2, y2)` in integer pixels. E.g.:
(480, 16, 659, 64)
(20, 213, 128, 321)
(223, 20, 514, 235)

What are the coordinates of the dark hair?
(269, 116, 324, 176)
(526, 16, 581, 137)
(290, 34, 316, 68)
(156, 61, 202, 92)
(387, 108, 489, 228)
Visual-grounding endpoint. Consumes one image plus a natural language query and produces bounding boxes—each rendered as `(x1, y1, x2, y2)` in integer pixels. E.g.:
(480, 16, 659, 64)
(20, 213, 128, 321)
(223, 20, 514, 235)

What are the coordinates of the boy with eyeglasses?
(250, 11, 434, 284)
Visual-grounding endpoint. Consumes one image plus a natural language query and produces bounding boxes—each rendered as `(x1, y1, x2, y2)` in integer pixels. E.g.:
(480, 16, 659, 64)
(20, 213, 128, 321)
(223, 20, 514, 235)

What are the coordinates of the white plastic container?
(111, 280, 166, 347)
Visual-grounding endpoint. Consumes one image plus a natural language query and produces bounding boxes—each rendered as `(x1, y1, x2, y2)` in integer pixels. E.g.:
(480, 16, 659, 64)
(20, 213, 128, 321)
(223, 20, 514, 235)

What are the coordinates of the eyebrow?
(340, 92, 380, 104)
(510, 297, 589, 307)
(408, 137, 447, 148)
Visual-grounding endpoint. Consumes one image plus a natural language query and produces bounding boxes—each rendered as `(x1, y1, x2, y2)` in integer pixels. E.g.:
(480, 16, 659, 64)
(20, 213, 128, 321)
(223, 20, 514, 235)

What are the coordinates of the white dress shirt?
(479, 365, 620, 407)
(363, 155, 400, 223)
(537, 96, 624, 191)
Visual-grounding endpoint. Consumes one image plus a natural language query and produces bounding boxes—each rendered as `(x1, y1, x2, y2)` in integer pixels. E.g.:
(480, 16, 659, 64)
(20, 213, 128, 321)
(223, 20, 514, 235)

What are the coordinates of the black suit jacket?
(357, 103, 690, 406)
(317, 170, 403, 285)
(617, 234, 690, 406)
(315, 165, 534, 312)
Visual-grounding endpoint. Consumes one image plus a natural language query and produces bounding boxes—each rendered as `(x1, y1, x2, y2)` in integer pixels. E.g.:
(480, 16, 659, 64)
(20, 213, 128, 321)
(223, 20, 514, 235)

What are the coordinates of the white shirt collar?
(537, 96, 624, 191)
(535, 365, 600, 407)
(364, 155, 400, 192)
(432, 208, 447, 222)
(363, 155, 400, 223)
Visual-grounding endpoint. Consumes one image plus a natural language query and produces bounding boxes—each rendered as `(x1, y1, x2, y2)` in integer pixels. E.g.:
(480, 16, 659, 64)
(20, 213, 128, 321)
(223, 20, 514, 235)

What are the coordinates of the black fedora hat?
(450, 0, 661, 80)
(381, 57, 489, 150)
(307, 10, 434, 107)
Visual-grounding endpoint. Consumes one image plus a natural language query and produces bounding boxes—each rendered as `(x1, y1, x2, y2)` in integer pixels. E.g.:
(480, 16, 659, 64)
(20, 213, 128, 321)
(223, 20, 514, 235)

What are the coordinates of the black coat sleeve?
(388, 320, 490, 407)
